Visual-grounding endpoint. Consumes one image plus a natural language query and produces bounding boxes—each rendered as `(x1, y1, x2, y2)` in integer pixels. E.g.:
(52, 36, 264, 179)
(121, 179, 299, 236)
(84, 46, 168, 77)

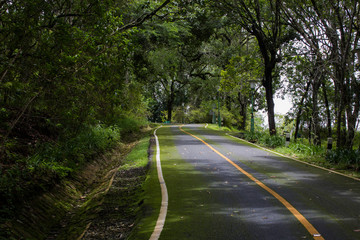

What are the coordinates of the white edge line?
(226, 133, 360, 182)
(205, 123, 208, 128)
(149, 126, 168, 240)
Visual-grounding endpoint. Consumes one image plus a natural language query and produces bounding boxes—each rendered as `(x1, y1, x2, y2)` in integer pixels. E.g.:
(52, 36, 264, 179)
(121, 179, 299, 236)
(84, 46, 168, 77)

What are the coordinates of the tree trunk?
(226, 95, 232, 111)
(322, 80, 332, 138)
(294, 80, 311, 140)
(345, 95, 360, 149)
(238, 92, 247, 130)
(263, 61, 276, 135)
(335, 69, 348, 148)
(336, 108, 347, 148)
(308, 116, 313, 145)
(167, 82, 175, 122)
(312, 81, 321, 146)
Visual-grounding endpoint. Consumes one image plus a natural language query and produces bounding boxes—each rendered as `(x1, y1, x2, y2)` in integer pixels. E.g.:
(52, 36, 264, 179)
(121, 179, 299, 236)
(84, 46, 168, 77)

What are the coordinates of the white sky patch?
(258, 96, 292, 129)
(274, 96, 292, 115)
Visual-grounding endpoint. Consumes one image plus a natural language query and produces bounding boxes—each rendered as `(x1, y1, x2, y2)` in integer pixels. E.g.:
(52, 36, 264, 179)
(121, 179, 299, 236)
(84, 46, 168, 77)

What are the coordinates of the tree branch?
(118, 0, 172, 32)
(1, 90, 42, 148)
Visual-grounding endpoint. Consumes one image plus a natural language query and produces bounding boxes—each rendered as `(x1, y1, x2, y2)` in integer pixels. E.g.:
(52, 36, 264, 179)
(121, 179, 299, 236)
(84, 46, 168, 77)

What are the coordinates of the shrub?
(259, 134, 285, 148)
(243, 131, 262, 143)
(326, 149, 360, 170)
(187, 108, 209, 123)
(241, 131, 285, 148)
(0, 124, 122, 220)
(30, 124, 121, 174)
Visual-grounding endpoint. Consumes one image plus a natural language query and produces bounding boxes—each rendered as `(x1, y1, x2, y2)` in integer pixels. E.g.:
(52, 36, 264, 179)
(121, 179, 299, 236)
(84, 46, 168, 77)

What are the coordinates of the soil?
(82, 167, 147, 240)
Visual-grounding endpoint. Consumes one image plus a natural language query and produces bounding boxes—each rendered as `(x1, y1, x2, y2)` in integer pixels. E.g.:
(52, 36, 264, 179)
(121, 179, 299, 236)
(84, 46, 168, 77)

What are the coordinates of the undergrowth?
(241, 131, 284, 148)
(120, 136, 151, 170)
(0, 118, 147, 235)
(326, 149, 360, 171)
(232, 130, 359, 174)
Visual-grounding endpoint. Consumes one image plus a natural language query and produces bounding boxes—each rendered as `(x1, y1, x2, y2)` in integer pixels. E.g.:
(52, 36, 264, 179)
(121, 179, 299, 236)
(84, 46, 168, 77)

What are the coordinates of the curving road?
(136, 124, 360, 240)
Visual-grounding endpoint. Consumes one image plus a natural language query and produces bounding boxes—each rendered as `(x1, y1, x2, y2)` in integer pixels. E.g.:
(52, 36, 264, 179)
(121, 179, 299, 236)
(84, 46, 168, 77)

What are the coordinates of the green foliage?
(241, 131, 285, 148)
(287, 141, 325, 156)
(160, 110, 169, 123)
(120, 136, 151, 170)
(326, 149, 360, 171)
(172, 107, 187, 123)
(0, 124, 122, 226)
(188, 107, 210, 123)
(185, 101, 242, 127)
(37, 125, 121, 171)
(220, 106, 238, 127)
(242, 131, 262, 143)
(259, 134, 285, 148)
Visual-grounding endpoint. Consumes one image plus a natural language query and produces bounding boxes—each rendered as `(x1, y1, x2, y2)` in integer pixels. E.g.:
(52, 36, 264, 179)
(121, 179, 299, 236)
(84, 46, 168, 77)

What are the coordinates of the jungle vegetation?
(1, 0, 359, 231)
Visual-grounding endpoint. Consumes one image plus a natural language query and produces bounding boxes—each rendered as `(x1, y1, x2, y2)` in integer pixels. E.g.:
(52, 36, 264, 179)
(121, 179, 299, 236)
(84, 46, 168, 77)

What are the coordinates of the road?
(134, 124, 360, 240)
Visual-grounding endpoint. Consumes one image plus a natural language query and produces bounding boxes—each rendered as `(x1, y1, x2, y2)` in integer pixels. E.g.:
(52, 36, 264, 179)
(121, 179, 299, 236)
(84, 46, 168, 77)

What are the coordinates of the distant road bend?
(149, 124, 360, 240)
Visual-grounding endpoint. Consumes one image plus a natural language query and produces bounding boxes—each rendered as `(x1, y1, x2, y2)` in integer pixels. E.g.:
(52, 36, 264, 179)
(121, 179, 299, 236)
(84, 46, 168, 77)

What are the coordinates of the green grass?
(120, 136, 151, 170)
(206, 123, 235, 132)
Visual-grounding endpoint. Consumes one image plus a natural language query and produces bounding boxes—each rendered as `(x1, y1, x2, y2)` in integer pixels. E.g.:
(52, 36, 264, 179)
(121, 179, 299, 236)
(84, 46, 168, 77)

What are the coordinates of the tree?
(282, 0, 360, 148)
(134, 1, 223, 122)
(221, 39, 264, 130)
(212, 0, 296, 135)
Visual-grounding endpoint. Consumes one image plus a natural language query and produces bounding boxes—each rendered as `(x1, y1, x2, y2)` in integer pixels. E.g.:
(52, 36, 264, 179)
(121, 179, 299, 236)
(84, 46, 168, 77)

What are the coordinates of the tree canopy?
(1, 1, 360, 227)
(1, 0, 359, 153)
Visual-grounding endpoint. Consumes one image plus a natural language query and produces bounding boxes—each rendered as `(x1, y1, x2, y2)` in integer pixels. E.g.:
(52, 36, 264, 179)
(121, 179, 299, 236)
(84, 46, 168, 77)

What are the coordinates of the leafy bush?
(187, 108, 210, 123)
(259, 134, 285, 148)
(116, 117, 143, 134)
(30, 124, 121, 175)
(288, 141, 325, 156)
(326, 149, 360, 170)
(0, 124, 122, 223)
(243, 131, 262, 143)
(242, 131, 285, 148)
(172, 107, 187, 123)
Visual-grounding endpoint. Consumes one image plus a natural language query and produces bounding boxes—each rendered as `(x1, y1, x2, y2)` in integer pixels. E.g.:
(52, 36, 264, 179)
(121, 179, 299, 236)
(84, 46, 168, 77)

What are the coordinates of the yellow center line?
(179, 126, 324, 240)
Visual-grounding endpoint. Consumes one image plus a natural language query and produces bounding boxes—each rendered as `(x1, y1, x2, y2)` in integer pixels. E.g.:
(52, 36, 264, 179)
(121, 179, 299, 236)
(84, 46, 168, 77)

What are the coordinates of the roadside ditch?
(3, 134, 154, 240)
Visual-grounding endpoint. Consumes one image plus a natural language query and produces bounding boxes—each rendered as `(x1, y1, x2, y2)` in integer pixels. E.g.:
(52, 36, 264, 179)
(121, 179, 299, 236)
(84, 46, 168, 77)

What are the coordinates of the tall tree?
(212, 0, 296, 135)
(283, 0, 360, 148)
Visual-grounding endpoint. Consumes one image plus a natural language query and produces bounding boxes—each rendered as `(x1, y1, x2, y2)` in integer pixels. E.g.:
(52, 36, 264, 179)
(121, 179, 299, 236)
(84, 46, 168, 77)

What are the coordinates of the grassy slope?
(3, 129, 153, 240)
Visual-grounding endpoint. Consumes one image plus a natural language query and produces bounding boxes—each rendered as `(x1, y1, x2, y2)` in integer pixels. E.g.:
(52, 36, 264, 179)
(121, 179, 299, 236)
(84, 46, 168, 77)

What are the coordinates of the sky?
(274, 96, 293, 115)
(258, 96, 293, 128)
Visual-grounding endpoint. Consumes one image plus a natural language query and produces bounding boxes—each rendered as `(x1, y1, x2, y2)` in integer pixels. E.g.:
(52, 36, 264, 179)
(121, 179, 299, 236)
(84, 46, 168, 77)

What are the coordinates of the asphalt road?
(145, 124, 360, 240)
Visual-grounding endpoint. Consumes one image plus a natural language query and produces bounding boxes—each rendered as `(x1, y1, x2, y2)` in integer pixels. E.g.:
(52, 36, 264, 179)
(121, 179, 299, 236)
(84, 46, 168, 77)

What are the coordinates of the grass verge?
(120, 136, 151, 170)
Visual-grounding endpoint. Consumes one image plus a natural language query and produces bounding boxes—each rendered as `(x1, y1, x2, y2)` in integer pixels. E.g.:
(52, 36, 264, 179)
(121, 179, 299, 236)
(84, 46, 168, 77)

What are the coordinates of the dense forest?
(1, 0, 360, 235)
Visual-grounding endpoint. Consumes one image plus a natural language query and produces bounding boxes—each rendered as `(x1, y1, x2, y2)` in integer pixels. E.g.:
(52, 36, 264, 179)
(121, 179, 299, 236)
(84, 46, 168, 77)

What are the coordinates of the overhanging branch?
(119, 0, 172, 32)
